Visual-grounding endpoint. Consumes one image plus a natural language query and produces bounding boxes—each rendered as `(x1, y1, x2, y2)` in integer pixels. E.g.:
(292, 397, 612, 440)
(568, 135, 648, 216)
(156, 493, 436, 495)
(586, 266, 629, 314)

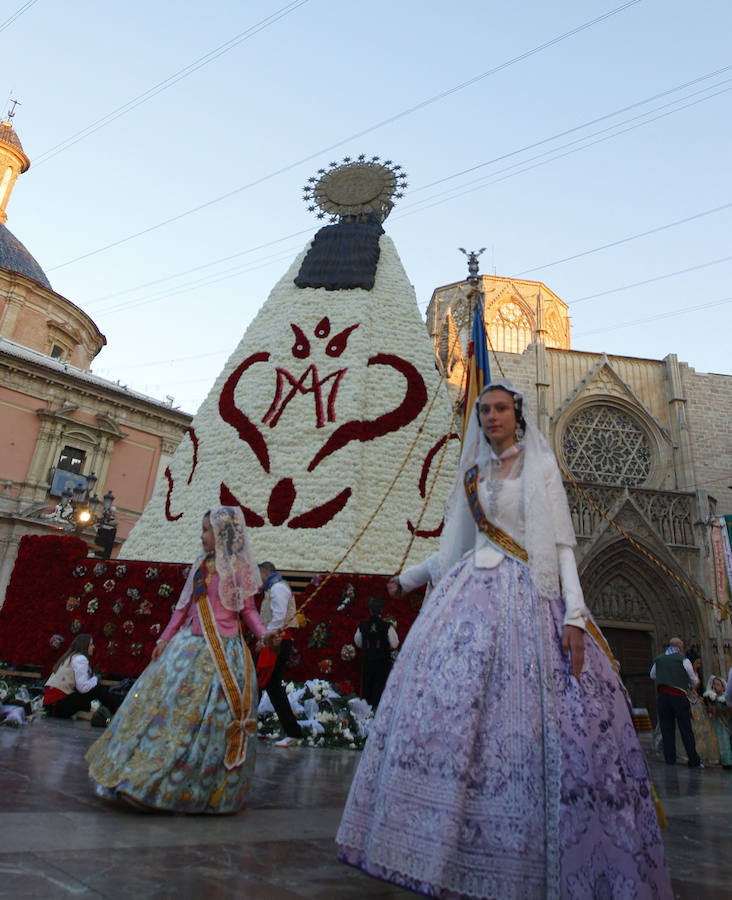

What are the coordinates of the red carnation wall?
(0, 536, 424, 688)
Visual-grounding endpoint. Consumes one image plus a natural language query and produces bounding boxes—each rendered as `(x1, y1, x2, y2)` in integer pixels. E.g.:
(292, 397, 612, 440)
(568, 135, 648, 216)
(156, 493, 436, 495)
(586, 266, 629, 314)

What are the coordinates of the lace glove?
(558, 544, 589, 630)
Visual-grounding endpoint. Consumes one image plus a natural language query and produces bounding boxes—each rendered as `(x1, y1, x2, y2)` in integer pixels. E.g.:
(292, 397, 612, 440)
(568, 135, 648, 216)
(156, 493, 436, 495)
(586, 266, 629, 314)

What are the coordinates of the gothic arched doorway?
(579, 537, 703, 722)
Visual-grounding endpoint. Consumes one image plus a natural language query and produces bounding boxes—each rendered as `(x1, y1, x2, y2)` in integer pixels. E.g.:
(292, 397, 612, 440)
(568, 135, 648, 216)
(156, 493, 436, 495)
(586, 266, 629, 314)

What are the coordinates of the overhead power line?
(568, 253, 732, 304)
(46, 0, 642, 272)
(574, 295, 732, 336)
(85, 228, 312, 307)
(86, 63, 732, 317)
(409, 63, 732, 197)
(517, 200, 732, 275)
(0, 0, 39, 35)
(32, 1, 310, 166)
(397, 78, 732, 221)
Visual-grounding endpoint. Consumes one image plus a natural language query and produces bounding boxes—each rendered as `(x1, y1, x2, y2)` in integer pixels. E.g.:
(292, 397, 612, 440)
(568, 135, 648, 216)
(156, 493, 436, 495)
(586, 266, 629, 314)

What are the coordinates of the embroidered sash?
(194, 563, 256, 771)
(463, 465, 529, 564)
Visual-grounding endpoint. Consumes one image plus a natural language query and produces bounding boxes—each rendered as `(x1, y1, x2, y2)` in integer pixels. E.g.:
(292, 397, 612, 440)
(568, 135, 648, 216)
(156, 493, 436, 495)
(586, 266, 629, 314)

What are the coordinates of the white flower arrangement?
(257, 678, 374, 749)
(122, 235, 457, 574)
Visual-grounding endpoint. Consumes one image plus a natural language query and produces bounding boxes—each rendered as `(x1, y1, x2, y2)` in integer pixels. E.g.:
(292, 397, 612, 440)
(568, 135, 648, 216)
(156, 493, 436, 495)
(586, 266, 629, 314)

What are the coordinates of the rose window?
(561, 405, 651, 486)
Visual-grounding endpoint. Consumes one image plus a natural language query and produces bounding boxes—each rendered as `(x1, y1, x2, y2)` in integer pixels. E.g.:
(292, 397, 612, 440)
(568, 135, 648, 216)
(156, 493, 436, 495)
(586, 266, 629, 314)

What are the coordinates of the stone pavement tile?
(1, 719, 731, 898)
(197, 837, 414, 898)
(8, 846, 302, 900)
(0, 853, 104, 898)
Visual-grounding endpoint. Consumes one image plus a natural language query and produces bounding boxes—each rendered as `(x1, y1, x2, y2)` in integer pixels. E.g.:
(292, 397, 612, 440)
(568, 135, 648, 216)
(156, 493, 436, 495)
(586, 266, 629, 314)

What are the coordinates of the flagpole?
(458, 248, 488, 444)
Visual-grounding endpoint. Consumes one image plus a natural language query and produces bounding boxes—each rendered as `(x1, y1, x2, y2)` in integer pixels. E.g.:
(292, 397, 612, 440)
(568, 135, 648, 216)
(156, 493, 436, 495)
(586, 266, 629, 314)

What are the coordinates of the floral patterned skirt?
(336, 556, 672, 899)
(86, 626, 257, 813)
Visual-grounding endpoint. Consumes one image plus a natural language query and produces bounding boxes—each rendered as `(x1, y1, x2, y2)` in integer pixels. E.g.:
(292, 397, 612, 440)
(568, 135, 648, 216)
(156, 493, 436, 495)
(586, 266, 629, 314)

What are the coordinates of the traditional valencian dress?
(86, 507, 265, 814)
(337, 380, 672, 899)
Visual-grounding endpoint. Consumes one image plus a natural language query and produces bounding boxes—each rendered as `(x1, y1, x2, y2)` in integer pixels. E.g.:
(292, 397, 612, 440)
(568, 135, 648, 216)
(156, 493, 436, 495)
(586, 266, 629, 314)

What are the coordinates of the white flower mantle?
(122, 235, 458, 572)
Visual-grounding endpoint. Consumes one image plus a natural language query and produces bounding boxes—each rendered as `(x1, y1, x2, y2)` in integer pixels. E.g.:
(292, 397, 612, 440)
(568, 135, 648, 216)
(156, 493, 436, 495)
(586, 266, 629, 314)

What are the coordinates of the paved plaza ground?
(0, 719, 730, 898)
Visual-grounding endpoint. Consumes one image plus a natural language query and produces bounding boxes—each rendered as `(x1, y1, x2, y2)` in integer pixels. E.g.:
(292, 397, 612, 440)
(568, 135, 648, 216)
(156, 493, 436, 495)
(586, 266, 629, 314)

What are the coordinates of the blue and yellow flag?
(461, 291, 491, 442)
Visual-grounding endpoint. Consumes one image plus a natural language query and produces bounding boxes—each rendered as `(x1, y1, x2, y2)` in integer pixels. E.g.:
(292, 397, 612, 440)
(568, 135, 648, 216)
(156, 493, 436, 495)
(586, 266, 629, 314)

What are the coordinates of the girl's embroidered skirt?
(86, 625, 256, 813)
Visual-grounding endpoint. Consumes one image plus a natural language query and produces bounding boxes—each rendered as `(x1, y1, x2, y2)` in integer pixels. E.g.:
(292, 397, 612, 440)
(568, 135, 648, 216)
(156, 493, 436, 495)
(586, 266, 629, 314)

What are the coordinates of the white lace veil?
(438, 378, 575, 598)
(175, 506, 261, 612)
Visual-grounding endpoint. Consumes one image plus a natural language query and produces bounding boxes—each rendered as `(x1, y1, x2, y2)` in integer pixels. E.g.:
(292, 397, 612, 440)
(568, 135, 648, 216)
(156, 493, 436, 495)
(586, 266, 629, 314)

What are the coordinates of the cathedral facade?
(428, 274, 732, 713)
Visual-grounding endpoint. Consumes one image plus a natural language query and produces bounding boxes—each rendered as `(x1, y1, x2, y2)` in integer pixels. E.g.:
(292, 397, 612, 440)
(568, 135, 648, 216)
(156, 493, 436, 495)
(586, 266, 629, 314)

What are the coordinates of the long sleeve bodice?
(473, 477, 524, 569)
(159, 572, 266, 643)
(399, 451, 588, 629)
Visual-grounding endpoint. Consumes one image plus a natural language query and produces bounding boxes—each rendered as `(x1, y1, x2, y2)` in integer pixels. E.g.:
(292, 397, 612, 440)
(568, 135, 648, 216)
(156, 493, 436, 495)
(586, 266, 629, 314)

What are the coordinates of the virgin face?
(478, 388, 517, 453)
(713, 678, 724, 693)
(201, 515, 215, 553)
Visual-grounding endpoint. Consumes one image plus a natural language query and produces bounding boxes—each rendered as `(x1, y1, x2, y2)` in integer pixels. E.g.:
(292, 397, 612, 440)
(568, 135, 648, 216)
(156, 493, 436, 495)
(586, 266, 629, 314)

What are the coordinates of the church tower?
(0, 104, 30, 226)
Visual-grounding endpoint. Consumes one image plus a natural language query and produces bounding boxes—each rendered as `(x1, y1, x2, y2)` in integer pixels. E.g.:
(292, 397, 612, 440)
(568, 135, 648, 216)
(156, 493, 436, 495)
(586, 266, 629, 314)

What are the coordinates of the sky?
(2, 0, 731, 414)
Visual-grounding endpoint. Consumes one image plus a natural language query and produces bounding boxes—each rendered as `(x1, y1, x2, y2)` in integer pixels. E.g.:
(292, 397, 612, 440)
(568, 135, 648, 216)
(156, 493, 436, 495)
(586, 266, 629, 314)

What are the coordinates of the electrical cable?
(0, 0, 38, 34)
(85, 75, 732, 319)
(568, 253, 732, 305)
(46, 0, 643, 272)
(32, 1, 310, 166)
(398, 79, 732, 221)
(574, 294, 732, 336)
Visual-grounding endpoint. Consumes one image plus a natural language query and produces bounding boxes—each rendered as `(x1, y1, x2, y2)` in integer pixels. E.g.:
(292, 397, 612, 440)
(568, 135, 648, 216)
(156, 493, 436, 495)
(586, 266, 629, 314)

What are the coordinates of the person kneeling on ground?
(44, 634, 121, 719)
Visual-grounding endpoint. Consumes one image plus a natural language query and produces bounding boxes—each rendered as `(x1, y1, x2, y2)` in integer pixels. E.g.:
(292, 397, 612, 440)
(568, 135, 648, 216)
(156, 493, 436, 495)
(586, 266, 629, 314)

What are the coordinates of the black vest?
(358, 617, 391, 663)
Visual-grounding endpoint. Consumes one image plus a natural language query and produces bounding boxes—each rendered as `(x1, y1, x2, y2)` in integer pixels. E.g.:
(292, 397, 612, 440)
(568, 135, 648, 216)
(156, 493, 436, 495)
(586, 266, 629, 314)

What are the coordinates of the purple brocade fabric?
(336, 557, 672, 900)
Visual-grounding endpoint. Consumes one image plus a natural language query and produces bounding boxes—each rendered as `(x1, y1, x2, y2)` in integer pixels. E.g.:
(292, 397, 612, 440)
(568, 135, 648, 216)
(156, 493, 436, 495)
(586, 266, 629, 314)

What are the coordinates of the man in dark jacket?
(650, 636, 701, 767)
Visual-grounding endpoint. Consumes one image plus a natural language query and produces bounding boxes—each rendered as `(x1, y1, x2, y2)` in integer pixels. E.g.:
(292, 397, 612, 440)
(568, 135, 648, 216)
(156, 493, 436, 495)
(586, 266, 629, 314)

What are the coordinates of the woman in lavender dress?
(337, 379, 671, 899)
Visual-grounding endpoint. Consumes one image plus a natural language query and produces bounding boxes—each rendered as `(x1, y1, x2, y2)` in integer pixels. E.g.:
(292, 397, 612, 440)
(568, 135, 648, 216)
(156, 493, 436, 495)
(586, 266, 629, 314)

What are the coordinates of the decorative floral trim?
(164, 466, 183, 522)
(0, 537, 425, 685)
(186, 426, 199, 485)
(267, 478, 296, 526)
(219, 351, 272, 473)
(307, 353, 427, 472)
(288, 487, 352, 529)
(309, 622, 330, 649)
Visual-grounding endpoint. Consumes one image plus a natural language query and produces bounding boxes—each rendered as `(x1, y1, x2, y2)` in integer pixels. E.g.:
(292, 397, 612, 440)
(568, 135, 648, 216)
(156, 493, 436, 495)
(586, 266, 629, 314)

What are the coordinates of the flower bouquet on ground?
(257, 678, 374, 750)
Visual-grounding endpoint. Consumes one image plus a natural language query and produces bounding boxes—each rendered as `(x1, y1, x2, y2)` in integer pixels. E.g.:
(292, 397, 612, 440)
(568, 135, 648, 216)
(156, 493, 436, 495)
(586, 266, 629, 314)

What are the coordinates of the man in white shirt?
(258, 562, 303, 748)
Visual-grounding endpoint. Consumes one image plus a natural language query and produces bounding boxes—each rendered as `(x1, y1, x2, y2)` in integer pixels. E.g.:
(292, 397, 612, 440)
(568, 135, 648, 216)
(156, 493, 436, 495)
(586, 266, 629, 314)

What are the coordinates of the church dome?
(0, 222, 52, 289)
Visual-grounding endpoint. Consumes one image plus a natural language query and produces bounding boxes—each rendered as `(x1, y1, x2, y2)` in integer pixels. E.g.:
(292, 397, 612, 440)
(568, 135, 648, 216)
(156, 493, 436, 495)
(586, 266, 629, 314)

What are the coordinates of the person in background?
(354, 596, 398, 708)
(704, 674, 732, 769)
(44, 634, 121, 719)
(650, 637, 702, 767)
(258, 561, 303, 748)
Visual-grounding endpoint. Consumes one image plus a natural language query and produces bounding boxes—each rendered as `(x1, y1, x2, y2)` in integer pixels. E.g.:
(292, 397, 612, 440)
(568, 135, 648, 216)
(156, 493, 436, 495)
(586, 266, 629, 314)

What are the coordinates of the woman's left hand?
(562, 625, 585, 679)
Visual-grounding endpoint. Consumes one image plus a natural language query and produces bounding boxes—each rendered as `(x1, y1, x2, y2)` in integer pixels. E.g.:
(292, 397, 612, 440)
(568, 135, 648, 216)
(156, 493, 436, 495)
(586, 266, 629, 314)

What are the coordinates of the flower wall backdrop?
(121, 235, 458, 573)
(0, 536, 424, 685)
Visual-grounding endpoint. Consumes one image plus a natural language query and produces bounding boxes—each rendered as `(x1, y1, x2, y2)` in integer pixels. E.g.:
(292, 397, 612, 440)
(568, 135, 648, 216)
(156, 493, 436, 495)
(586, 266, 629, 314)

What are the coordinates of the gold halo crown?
(302, 155, 408, 224)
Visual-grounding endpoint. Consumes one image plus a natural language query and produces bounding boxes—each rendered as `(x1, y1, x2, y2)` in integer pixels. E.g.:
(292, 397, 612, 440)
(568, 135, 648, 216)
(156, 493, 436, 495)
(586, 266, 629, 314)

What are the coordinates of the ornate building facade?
(427, 274, 732, 714)
(0, 117, 191, 607)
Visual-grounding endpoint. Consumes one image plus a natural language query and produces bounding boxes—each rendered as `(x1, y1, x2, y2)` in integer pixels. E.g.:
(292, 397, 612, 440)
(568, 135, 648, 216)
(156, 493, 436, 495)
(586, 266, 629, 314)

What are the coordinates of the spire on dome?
(0, 103, 31, 225)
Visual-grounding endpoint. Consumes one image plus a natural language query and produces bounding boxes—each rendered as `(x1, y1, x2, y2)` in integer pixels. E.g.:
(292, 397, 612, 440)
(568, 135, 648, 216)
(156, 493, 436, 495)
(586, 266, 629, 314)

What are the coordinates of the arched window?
(561, 405, 652, 486)
(488, 301, 532, 353)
